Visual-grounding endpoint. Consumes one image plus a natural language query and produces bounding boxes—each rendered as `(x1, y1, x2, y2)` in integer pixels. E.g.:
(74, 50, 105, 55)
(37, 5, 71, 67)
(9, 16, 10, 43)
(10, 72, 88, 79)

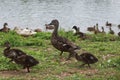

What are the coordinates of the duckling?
(3, 41, 26, 62)
(14, 55, 39, 72)
(0, 23, 10, 32)
(46, 19, 80, 60)
(106, 21, 112, 27)
(74, 52, 98, 68)
(109, 27, 114, 35)
(72, 26, 86, 40)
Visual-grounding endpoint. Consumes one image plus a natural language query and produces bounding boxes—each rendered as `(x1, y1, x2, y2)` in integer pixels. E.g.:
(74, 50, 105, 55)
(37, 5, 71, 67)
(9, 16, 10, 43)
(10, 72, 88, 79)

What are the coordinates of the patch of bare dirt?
(57, 68, 98, 79)
(0, 70, 27, 78)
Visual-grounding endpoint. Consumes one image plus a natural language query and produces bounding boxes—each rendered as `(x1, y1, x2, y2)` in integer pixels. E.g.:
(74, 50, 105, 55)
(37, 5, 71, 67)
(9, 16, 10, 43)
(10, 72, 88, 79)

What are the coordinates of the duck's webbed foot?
(26, 67, 30, 73)
(88, 64, 91, 68)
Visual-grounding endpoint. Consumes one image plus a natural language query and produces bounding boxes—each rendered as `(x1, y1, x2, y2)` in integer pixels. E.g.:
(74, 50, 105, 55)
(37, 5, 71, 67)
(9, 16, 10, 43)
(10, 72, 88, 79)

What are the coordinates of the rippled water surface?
(0, 0, 120, 33)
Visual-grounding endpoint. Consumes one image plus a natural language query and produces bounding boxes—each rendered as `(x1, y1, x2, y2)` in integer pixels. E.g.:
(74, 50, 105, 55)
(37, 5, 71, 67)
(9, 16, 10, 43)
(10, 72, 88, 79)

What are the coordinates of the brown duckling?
(72, 26, 86, 39)
(0, 23, 10, 32)
(14, 55, 39, 72)
(46, 19, 80, 60)
(109, 27, 114, 35)
(106, 21, 112, 27)
(74, 52, 98, 68)
(3, 41, 26, 62)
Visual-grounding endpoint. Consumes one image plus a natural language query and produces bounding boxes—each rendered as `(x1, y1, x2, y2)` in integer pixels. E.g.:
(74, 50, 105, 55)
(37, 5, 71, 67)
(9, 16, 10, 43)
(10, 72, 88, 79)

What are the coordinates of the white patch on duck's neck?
(72, 29, 76, 33)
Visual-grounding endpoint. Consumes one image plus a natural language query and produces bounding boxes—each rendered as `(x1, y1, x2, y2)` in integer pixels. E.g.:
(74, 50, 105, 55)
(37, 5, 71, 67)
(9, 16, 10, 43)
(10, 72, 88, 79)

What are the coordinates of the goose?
(106, 21, 112, 27)
(46, 19, 80, 60)
(101, 27, 105, 33)
(74, 52, 98, 68)
(72, 26, 86, 39)
(109, 27, 114, 35)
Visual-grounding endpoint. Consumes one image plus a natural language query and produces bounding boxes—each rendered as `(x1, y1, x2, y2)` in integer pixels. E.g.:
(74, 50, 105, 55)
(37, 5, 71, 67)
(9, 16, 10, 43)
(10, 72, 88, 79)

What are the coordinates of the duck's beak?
(45, 23, 54, 28)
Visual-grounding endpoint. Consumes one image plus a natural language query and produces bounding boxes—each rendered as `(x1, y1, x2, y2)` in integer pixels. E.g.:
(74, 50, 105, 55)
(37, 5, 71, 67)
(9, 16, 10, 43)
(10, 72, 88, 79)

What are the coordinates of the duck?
(74, 52, 98, 68)
(14, 27, 37, 37)
(46, 19, 80, 60)
(109, 27, 114, 35)
(34, 28, 42, 32)
(0, 23, 10, 32)
(72, 26, 86, 39)
(45, 24, 54, 31)
(13, 54, 39, 72)
(87, 26, 95, 32)
(3, 41, 39, 72)
(3, 41, 26, 62)
(106, 21, 112, 27)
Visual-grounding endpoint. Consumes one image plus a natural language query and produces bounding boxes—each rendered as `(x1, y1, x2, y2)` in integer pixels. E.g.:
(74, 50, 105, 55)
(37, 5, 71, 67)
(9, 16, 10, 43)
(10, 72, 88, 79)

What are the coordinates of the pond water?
(0, 0, 120, 34)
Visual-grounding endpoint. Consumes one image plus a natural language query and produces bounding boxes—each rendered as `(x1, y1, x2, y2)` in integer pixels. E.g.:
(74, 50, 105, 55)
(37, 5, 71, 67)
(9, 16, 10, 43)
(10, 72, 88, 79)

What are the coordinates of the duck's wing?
(25, 55, 39, 67)
(83, 53, 98, 63)
(57, 36, 80, 50)
(10, 49, 26, 56)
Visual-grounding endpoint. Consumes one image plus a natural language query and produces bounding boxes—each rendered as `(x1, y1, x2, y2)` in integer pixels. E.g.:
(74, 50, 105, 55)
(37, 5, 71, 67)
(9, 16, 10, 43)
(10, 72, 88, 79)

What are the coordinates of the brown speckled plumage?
(75, 52, 98, 68)
(47, 19, 80, 60)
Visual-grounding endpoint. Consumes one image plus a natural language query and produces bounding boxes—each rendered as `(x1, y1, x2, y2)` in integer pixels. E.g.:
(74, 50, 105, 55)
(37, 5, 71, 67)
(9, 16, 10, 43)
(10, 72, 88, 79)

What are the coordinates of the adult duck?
(46, 19, 80, 60)
(0, 23, 10, 32)
(74, 52, 98, 68)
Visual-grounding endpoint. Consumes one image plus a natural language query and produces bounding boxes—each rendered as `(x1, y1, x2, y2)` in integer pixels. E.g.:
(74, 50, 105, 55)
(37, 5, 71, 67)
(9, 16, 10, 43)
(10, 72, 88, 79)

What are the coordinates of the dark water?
(0, 0, 120, 33)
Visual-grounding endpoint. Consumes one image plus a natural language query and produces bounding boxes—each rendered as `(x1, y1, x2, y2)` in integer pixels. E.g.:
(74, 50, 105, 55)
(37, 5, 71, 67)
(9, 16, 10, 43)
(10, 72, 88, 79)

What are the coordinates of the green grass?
(0, 31, 120, 80)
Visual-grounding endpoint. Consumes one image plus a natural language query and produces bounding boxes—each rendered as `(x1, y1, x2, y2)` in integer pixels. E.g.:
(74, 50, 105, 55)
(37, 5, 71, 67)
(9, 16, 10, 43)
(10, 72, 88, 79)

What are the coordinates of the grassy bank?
(0, 31, 120, 80)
